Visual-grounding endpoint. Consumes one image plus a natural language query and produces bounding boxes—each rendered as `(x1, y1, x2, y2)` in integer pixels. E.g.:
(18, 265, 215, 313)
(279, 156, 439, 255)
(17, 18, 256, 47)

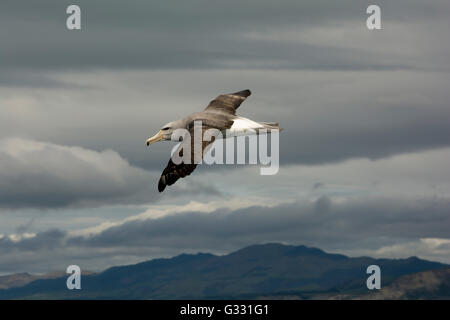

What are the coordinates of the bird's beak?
(146, 130, 164, 146)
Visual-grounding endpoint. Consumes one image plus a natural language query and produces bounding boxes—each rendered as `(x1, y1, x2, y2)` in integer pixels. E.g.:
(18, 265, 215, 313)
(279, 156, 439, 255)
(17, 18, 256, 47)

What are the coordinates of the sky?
(1, 0, 450, 274)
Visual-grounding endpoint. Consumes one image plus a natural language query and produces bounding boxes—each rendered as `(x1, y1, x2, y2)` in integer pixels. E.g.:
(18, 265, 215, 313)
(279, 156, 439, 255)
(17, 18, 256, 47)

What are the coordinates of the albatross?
(146, 89, 281, 192)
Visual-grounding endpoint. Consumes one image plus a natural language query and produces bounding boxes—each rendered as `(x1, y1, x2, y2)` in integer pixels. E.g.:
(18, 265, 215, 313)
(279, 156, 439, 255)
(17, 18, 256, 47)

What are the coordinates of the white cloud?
(349, 238, 450, 264)
(0, 138, 159, 208)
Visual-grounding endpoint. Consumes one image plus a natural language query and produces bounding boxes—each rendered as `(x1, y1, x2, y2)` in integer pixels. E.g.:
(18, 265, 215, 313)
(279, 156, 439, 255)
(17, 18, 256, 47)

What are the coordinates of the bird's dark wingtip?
(232, 89, 251, 98)
(158, 176, 166, 192)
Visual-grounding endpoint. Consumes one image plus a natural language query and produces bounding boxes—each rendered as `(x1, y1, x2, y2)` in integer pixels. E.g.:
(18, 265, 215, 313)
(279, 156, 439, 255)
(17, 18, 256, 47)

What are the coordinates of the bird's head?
(146, 121, 180, 146)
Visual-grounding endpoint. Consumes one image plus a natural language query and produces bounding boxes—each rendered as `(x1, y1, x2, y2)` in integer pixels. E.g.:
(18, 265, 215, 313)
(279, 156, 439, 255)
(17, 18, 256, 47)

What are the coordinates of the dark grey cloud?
(0, 229, 66, 252)
(2, 68, 450, 174)
(313, 182, 324, 190)
(279, 101, 450, 165)
(0, 0, 449, 169)
(69, 197, 450, 251)
(1, 196, 450, 273)
(15, 217, 36, 234)
(0, 70, 97, 89)
(1, 0, 449, 77)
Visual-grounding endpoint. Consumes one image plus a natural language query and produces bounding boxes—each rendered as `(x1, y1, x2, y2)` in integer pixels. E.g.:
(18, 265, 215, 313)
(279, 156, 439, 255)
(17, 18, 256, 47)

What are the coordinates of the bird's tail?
(260, 122, 283, 132)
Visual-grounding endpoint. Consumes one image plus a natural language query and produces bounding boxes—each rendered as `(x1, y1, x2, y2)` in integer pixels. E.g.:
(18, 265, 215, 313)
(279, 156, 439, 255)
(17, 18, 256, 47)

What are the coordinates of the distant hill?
(0, 243, 447, 299)
(0, 272, 65, 290)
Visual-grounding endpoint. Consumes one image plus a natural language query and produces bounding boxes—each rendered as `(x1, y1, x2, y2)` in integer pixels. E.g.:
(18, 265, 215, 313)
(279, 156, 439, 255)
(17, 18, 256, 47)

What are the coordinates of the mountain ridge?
(0, 242, 447, 299)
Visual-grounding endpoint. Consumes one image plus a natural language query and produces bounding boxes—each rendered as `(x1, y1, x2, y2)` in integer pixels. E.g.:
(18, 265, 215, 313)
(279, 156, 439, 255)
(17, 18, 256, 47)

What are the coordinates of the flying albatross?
(146, 89, 281, 192)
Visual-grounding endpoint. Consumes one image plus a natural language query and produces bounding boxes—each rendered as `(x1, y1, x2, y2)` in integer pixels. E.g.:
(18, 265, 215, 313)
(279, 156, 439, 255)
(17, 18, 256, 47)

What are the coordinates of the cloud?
(67, 197, 450, 250)
(1, 0, 449, 77)
(2, 146, 450, 272)
(354, 238, 450, 263)
(2, 0, 450, 167)
(1, 195, 450, 273)
(0, 138, 160, 208)
(2, 69, 450, 172)
(0, 229, 66, 251)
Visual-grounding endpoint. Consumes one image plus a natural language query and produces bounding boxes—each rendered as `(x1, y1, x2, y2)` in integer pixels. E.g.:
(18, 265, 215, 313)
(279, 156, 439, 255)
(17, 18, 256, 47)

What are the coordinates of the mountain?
(0, 273, 37, 290)
(0, 243, 447, 299)
(0, 272, 65, 290)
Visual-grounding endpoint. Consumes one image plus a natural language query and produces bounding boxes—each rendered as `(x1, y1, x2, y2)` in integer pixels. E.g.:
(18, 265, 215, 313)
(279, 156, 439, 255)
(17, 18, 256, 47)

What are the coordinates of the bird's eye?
(162, 127, 170, 131)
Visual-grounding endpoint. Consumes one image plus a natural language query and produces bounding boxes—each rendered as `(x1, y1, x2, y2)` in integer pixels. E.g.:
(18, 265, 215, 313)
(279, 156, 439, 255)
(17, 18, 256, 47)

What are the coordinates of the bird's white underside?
(226, 117, 265, 137)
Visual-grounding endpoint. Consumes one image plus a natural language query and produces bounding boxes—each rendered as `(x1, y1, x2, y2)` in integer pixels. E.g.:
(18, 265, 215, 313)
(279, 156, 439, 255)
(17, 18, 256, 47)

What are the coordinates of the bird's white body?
(226, 117, 267, 137)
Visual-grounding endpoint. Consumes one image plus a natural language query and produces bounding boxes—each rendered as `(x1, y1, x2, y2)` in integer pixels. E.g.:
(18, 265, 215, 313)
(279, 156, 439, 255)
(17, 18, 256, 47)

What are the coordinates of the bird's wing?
(158, 118, 233, 192)
(204, 89, 251, 115)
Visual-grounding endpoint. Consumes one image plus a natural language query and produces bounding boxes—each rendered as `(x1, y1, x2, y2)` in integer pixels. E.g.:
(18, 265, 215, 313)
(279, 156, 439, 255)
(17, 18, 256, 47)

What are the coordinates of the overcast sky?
(1, 0, 450, 274)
